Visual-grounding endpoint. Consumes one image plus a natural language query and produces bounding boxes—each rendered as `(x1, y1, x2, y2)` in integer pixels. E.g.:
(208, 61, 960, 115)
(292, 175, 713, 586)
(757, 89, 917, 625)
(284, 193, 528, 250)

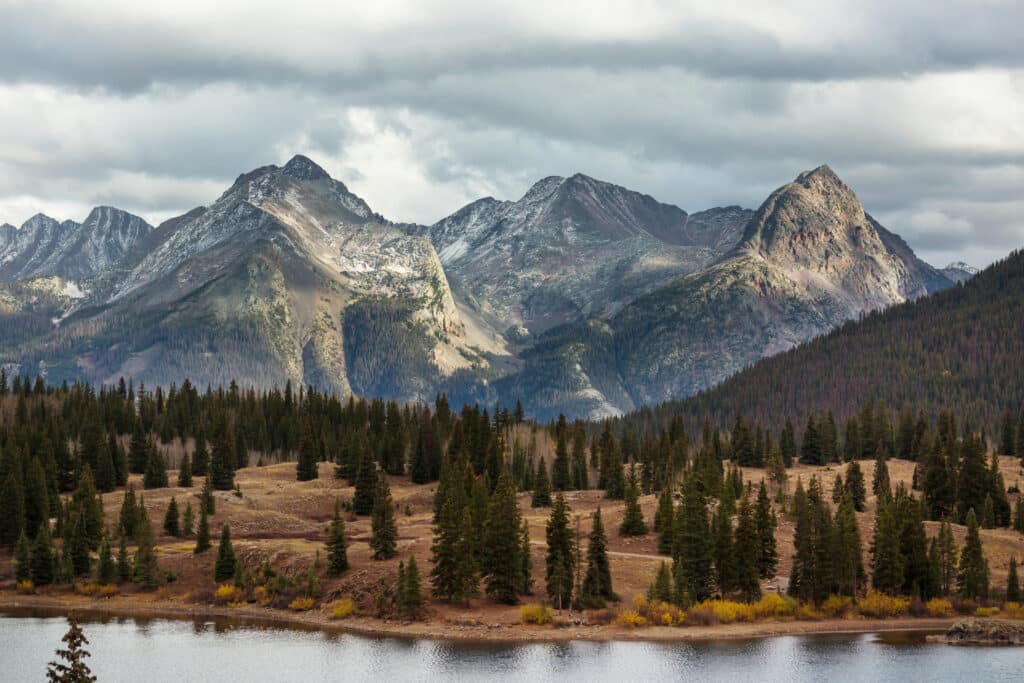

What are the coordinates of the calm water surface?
(2, 609, 1022, 682)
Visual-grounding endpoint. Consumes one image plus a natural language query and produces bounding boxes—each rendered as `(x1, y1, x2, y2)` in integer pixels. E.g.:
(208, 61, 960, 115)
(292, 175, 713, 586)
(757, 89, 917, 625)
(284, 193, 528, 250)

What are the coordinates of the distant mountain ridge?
(0, 157, 963, 419)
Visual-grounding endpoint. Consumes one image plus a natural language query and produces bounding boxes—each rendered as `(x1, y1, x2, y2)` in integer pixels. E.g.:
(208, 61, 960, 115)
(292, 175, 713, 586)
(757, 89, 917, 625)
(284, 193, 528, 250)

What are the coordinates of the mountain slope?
(504, 166, 955, 419)
(2, 156, 500, 400)
(622, 248, 1023, 434)
(416, 174, 751, 337)
(941, 261, 979, 283)
(0, 208, 152, 284)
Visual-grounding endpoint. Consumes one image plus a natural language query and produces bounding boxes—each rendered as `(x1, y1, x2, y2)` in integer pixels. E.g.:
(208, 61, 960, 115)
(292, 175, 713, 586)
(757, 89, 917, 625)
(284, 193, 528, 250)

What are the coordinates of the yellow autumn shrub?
(16, 580, 34, 595)
(856, 591, 909, 618)
(614, 609, 647, 627)
(215, 584, 244, 604)
(820, 595, 853, 618)
(974, 607, 998, 617)
(925, 598, 953, 617)
(753, 593, 798, 618)
(690, 600, 755, 624)
(98, 584, 118, 599)
(288, 597, 315, 611)
(1000, 602, 1024, 619)
(796, 604, 824, 620)
(519, 604, 551, 625)
(331, 598, 356, 620)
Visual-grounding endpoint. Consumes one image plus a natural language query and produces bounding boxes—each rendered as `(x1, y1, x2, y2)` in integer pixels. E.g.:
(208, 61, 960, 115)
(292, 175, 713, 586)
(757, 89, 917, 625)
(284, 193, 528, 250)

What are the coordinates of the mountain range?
(0, 156, 969, 419)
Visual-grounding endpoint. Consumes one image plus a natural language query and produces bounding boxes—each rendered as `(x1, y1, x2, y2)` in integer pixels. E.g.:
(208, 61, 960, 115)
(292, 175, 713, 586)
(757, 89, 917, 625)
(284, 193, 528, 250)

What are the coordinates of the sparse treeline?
(0, 372, 1021, 614)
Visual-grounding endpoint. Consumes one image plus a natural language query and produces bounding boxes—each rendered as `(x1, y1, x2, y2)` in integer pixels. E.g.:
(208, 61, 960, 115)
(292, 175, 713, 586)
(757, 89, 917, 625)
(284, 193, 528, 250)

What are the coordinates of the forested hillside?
(621, 248, 1024, 437)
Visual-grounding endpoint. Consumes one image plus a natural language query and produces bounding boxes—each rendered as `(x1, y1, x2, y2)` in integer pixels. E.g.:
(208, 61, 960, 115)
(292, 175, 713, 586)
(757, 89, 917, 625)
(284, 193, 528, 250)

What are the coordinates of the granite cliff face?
(415, 173, 751, 338)
(0, 156, 497, 400)
(504, 166, 955, 419)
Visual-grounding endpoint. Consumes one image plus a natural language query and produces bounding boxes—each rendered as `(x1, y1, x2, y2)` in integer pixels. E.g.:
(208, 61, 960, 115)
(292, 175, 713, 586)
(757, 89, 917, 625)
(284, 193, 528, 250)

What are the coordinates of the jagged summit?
(945, 261, 978, 274)
(282, 154, 332, 182)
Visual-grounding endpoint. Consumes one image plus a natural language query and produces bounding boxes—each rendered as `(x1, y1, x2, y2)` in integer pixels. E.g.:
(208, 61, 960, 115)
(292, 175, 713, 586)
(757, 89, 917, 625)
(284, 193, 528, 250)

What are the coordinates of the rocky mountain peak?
(282, 154, 331, 182)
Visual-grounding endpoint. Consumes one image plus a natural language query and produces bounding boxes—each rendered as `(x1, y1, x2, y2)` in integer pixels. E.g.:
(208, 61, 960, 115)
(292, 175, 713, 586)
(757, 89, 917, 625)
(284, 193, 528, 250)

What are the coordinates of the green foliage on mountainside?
(621, 248, 1024, 435)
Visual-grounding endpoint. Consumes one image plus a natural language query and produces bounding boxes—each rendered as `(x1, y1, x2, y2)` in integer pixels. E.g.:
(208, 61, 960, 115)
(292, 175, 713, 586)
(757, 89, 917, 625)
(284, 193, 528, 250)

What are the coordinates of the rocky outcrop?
(931, 618, 1024, 645)
(416, 173, 749, 336)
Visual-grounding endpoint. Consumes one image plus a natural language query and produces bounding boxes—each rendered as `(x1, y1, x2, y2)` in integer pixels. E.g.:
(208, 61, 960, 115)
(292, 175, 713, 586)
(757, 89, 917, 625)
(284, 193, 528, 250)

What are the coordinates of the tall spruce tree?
(531, 458, 552, 508)
(551, 415, 571, 491)
(674, 474, 714, 605)
(163, 497, 180, 537)
(194, 504, 211, 553)
(1007, 556, 1021, 603)
(833, 495, 865, 596)
(957, 508, 989, 600)
(353, 452, 377, 516)
(733, 493, 761, 602)
(31, 522, 55, 586)
(580, 507, 614, 607)
(143, 440, 169, 489)
(214, 523, 237, 583)
(296, 419, 319, 481)
(325, 500, 349, 576)
(177, 453, 193, 488)
(209, 429, 235, 491)
(370, 472, 397, 560)
(844, 460, 867, 511)
(619, 466, 648, 536)
(871, 497, 904, 595)
(545, 495, 575, 609)
(754, 482, 778, 579)
(481, 471, 523, 603)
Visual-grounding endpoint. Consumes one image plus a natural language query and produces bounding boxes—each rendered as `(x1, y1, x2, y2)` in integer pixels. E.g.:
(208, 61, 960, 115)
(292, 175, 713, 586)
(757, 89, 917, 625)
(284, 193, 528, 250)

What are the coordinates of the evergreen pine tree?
(618, 466, 648, 536)
(370, 473, 397, 560)
(353, 452, 377, 516)
(656, 487, 675, 555)
(872, 454, 891, 500)
(143, 441, 169, 489)
(518, 518, 533, 595)
(94, 440, 116, 493)
(192, 436, 210, 477)
(649, 561, 673, 603)
(551, 415, 571, 491)
(957, 508, 989, 600)
(128, 421, 148, 474)
(177, 453, 193, 488)
(132, 514, 160, 588)
(97, 534, 116, 585)
(844, 460, 867, 512)
(833, 495, 865, 596)
(545, 495, 575, 609)
(181, 500, 194, 537)
(754, 482, 778, 579)
(711, 497, 735, 596)
(209, 429, 235, 491)
(116, 535, 130, 583)
(194, 504, 211, 553)
(481, 471, 522, 603)
(733, 493, 761, 602)
(163, 497, 180, 537)
(325, 500, 349, 576)
(403, 555, 423, 618)
(1007, 556, 1021, 603)
(31, 522, 55, 586)
(200, 476, 215, 515)
(15, 530, 31, 582)
(214, 523, 237, 583)
(674, 474, 714, 605)
(580, 507, 614, 607)
(0, 470, 26, 547)
(999, 410, 1016, 455)
(23, 457, 50, 543)
(937, 520, 958, 596)
(531, 458, 552, 508)
(296, 419, 319, 481)
(871, 497, 904, 595)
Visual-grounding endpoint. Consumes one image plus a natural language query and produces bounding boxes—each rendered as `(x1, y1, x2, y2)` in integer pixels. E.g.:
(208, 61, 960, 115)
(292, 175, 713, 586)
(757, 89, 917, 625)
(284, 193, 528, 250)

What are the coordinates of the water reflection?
(2, 610, 1021, 683)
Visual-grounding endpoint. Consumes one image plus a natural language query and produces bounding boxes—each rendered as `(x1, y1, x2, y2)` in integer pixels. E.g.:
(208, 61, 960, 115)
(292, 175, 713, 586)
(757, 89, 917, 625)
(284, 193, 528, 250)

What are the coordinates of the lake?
(2, 609, 1021, 682)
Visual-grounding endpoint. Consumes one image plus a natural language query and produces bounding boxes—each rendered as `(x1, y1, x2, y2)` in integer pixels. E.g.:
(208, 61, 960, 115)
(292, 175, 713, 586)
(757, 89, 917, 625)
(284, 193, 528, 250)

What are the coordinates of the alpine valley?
(0, 156, 962, 419)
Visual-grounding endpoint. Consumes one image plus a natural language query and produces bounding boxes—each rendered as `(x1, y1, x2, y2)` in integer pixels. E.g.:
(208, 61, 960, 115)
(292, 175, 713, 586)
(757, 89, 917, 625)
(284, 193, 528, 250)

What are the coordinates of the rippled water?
(2, 610, 1022, 682)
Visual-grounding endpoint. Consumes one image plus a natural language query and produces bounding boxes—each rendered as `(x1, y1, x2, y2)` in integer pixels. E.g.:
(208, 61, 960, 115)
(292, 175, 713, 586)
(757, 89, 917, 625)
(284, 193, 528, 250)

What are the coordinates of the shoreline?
(0, 593, 957, 644)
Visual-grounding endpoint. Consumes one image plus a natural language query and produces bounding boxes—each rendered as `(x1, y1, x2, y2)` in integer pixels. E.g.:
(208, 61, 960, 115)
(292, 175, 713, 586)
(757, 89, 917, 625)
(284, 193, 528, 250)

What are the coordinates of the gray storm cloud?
(0, 0, 1021, 267)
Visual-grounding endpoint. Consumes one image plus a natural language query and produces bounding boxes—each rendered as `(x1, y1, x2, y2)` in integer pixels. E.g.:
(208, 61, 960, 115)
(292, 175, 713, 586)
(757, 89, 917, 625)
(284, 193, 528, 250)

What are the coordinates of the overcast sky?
(1, 0, 1021, 267)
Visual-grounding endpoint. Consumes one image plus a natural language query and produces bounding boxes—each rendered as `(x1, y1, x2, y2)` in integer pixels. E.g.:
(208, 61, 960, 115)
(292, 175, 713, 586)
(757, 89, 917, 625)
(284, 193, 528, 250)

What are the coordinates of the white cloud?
(0, 1, 1021, 267)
